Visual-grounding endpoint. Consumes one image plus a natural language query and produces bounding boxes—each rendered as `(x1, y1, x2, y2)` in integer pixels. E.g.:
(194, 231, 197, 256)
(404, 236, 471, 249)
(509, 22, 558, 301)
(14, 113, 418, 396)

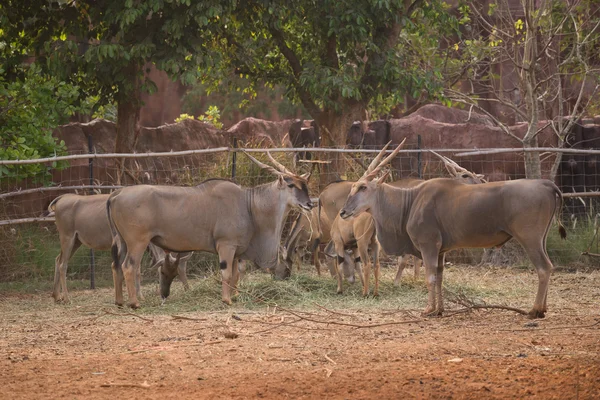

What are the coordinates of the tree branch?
(324, 33, 339, 70)
(444, 89, 524, 143)
(361, 1, 423, 93)
(267, 24, 322, 119)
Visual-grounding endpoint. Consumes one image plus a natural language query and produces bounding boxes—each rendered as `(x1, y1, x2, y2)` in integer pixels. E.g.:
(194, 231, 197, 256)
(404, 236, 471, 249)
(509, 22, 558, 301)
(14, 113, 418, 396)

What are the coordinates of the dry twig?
(101, 381, 150, 389)
(121, 340, 225, 355)
(445, 290, 528, 316)
(171, 315, 208, 322)
(278, 305, 423, 329)
(102, 309, 154, 322)
(313, 303, 358, 317)
(324, 353, 337, 365)
(499, 320, 600, 332)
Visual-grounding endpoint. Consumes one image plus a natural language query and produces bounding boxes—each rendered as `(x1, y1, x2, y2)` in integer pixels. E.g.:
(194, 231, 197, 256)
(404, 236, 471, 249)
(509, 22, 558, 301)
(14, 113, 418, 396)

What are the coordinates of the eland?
(339, 141, 566, 318)
(48, 193, 189, 303)
(107, 153, 312, 308)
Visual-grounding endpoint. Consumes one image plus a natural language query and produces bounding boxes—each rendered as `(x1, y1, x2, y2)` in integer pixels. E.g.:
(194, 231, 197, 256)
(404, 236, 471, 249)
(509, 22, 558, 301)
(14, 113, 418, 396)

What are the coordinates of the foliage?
(0, 64, 86, 182)
(175, 106, 223, 128)
(82, 96, 118, 122)
(196, 105, 224, 129)
(174, 113, 196, 123)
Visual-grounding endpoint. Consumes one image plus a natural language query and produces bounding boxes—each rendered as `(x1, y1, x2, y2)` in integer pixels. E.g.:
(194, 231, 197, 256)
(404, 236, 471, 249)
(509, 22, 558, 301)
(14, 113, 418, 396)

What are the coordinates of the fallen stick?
(101, 381, 150, 389)
(102, 309, 154, 322)
(464, 304, 528, 315)
(313, 303, 358, 317)
(249, 318, 304, 335)
(498, 320, 600, 332)
(121, 340, 224, 355)
(445, 290, 528, 316)
(324, 353, 337, 365)
(279, 306, 423, 328)
(171, 315, 208, 321)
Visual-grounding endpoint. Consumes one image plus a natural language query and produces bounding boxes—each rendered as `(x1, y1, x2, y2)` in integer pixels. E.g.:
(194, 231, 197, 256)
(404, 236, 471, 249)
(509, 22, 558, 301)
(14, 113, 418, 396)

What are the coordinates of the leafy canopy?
(199, 0, 460, 120)
(0, 64, 84, 181)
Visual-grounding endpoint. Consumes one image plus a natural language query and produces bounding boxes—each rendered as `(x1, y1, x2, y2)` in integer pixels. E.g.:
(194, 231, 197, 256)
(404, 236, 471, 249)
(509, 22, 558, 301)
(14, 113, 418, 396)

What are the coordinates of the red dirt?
(1, 270, 599, 399)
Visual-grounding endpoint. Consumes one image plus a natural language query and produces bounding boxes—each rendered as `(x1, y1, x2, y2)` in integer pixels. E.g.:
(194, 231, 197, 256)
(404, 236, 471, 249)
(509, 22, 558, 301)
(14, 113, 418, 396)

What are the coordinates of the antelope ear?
(277, 175, 286, 187)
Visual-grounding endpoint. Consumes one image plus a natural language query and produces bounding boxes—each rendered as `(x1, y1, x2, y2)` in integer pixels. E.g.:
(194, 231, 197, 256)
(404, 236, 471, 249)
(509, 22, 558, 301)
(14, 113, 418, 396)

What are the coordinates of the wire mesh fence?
(1, 145, 600, 286)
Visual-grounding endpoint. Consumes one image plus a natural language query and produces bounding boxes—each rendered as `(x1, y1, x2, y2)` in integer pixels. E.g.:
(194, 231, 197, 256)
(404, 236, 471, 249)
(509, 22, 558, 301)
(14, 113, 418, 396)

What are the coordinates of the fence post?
(231, 137, 238, 180)
(417, 134, 422, 179)
(88, 135, 96, 290)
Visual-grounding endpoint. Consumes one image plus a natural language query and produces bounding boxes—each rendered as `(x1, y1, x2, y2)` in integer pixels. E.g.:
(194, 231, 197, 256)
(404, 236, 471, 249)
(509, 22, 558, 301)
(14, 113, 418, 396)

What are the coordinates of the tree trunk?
(520, 0, 543, 180)
(317, 102, 365, 188)
(523, 135, 542, 179)
(549, 135, 566, 182)
(114, 62, 142, 184)
(115, 93, 141, 154)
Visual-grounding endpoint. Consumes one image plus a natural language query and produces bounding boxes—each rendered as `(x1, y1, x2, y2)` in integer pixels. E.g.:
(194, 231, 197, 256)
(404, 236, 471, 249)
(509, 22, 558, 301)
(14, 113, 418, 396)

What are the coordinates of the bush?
(0, 64, 88, 183)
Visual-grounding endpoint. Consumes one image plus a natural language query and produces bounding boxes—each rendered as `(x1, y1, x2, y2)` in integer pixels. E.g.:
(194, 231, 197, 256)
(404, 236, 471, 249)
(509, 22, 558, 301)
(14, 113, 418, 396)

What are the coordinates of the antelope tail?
(44, 195, 64, 217)
(106, 191, 127, 270)
(551, 182, 567, 240)
(316, 198, 323, 244)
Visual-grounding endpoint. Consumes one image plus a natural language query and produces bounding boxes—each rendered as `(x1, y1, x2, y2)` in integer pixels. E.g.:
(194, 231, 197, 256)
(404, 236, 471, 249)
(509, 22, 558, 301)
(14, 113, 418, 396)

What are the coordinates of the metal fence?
(1, 144, 600, 285)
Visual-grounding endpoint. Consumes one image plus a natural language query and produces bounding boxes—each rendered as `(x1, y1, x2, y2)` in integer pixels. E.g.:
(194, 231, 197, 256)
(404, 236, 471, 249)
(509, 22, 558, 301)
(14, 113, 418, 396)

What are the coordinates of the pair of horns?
(245, 151, 310, 180)
(429, 151, 487, 182)
(361, 138, 407, 181)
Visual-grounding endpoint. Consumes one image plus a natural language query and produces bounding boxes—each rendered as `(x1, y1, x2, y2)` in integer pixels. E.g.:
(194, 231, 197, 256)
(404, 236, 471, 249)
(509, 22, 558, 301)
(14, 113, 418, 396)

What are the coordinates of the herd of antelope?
(48, 140, 566, 319)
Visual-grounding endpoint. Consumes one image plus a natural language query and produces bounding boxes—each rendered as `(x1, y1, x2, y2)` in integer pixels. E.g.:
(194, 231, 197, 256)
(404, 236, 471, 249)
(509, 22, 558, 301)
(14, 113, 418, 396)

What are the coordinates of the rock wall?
(388, 114, 559, 181)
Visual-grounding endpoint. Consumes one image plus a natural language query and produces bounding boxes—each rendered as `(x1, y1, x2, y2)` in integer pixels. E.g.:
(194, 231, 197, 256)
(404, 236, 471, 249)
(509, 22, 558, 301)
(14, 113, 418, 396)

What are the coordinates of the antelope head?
(340, 139, 406, 219)
(244, 151, 313, 211)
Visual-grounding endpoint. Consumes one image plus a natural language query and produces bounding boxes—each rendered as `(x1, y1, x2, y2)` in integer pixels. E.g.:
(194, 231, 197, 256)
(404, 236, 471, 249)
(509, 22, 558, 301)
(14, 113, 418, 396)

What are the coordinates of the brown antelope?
(340, 141, 566, 319)
(48, 193, 189, 303)
(107, 152, 312, 308)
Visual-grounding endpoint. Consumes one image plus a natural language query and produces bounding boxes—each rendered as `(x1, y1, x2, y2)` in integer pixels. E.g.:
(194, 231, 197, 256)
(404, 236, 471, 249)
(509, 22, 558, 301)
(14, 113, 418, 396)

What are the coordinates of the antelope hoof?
(128, 302, 140, 309)
(527, 309, 546, 319)
(422, 307, 443, 317)
(222, 298, 232, 306)
(115, 301, 124, 308)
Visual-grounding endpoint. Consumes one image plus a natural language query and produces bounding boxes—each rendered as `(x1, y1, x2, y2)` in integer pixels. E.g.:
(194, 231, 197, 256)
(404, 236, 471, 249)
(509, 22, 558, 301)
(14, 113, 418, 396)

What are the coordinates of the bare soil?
(1, 267, 599, 399)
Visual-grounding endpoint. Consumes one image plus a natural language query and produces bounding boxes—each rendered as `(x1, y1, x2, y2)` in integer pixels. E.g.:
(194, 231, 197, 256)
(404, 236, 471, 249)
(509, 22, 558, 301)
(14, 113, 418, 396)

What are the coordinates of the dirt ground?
(1, 266, 599, 399)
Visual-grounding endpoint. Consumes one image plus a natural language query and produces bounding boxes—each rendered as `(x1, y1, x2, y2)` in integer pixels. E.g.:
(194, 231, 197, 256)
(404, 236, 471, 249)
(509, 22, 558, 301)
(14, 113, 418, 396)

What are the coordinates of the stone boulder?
(410, 104, 495, 127)
(138, 118, 228, 152)
(227, 117, 294, 147)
